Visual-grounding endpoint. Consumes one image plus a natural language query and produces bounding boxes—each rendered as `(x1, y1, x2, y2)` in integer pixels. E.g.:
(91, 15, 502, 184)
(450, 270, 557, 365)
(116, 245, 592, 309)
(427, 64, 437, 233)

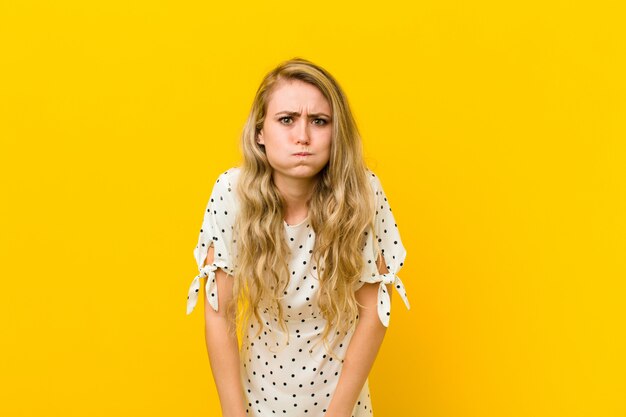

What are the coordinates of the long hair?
(228, 57, 376, 356)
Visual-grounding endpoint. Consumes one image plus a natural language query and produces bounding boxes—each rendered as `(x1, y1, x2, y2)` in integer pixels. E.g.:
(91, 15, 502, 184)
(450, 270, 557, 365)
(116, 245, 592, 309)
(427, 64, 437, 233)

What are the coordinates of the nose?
(295, 119, 310, 145)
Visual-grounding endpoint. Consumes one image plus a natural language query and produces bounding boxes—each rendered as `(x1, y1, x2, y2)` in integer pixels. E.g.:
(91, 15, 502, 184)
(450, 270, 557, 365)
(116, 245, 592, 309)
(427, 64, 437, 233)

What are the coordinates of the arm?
(203, 245, 247, 417)
(324, 254, 392, 417)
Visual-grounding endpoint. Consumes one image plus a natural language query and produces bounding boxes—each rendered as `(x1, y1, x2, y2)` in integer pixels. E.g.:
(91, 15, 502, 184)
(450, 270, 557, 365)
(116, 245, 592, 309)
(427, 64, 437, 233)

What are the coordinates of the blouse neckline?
(283, 215, 309, 228)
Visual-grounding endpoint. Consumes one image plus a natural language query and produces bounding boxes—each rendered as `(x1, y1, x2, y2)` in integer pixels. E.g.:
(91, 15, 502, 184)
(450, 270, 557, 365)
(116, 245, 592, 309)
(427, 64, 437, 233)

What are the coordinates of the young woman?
(186, 57, 410, 417)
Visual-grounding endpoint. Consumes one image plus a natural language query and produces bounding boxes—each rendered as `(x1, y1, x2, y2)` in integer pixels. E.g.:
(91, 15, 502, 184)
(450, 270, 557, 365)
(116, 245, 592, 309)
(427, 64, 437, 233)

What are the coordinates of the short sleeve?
(186, 169, 238, 315)
(358, 171, 410, 327)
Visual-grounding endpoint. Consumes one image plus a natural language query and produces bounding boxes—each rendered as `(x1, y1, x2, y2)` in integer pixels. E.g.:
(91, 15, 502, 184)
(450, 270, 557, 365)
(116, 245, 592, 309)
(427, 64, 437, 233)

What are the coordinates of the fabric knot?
(379, 272, 396, 285)
(360, 271, 410, 327)
(186, 264, 219, 315)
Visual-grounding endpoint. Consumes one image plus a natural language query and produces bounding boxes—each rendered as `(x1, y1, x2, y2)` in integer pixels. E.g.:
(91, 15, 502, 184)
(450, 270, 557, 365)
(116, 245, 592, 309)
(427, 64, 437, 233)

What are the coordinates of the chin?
(290, 169, 322, 179)
(272, 164, 324, 180)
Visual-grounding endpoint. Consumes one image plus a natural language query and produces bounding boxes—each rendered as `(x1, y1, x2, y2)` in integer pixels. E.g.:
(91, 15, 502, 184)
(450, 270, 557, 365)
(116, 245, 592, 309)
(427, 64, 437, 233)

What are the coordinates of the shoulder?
(214, 166, 241, 188)
(365, 169, 383, 194)
(209, 166, 241, 196)
(203, 167, 241, 212)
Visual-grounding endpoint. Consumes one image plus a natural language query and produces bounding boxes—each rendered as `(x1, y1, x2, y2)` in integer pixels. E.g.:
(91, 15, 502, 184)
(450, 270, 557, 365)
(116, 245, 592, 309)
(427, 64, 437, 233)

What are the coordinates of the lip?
(293, 152, 312, 156)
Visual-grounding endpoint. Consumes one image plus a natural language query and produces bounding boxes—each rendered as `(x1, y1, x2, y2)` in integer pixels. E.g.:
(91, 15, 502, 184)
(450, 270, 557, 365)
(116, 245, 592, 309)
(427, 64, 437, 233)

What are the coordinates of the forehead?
(266, 79, 332, 113)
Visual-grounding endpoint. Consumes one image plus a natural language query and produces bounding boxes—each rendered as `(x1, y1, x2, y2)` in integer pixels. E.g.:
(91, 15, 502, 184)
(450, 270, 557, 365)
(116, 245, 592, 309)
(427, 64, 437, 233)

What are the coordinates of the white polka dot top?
(186, 167, 409, 417)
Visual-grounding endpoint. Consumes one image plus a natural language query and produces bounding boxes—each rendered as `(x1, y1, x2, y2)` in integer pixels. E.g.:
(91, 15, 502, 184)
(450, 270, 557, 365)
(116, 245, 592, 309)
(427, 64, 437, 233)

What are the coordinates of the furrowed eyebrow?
(275, 111, 331, 118)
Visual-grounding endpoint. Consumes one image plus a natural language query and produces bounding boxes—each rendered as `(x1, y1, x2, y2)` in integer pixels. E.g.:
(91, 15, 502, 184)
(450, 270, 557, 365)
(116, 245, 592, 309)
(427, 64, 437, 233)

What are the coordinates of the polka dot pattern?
(186, 167, 409, 416)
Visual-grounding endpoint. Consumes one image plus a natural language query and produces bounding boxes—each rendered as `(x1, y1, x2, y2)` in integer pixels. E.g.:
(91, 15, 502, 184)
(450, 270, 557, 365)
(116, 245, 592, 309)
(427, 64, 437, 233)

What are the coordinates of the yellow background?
(1, 1, 624, 416)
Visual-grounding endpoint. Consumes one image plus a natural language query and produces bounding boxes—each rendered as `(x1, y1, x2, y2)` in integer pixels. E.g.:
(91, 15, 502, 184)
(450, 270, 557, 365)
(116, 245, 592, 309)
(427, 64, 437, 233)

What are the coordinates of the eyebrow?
(274, 111, 331, 118)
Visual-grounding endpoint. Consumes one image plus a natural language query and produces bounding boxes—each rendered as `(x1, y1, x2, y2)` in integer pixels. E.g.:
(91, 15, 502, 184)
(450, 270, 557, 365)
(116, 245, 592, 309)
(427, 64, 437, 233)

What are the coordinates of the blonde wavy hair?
(227, 57, 376, 356)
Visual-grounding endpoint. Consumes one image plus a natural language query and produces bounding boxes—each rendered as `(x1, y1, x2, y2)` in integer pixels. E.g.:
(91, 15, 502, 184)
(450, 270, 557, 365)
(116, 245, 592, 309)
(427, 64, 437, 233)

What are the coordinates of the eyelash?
(278, 117, 328, 126)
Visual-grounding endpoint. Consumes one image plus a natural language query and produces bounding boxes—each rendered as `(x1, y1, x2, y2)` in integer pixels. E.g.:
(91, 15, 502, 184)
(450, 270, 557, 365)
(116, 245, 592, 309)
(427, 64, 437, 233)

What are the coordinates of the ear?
(256, 130, 265, 145)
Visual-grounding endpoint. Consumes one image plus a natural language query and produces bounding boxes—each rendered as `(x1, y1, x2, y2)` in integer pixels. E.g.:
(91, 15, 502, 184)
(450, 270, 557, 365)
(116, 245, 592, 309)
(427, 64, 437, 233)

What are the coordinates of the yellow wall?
(1, 1, 624, 416)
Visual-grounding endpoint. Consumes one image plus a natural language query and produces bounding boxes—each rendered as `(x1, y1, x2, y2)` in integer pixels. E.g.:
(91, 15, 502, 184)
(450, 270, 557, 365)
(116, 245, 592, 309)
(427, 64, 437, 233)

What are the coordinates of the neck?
(273, 173, 318, 223)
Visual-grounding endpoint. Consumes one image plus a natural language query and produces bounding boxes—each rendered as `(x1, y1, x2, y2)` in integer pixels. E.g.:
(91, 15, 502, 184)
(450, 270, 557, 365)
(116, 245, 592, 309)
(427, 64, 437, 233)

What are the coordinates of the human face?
(257, 79, 333, 183)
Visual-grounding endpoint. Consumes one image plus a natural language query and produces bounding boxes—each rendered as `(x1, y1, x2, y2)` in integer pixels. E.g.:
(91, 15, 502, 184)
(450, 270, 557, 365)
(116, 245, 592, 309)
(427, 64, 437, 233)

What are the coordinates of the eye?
(279, 116, 293, 125)
(313, 118, 328, 126)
